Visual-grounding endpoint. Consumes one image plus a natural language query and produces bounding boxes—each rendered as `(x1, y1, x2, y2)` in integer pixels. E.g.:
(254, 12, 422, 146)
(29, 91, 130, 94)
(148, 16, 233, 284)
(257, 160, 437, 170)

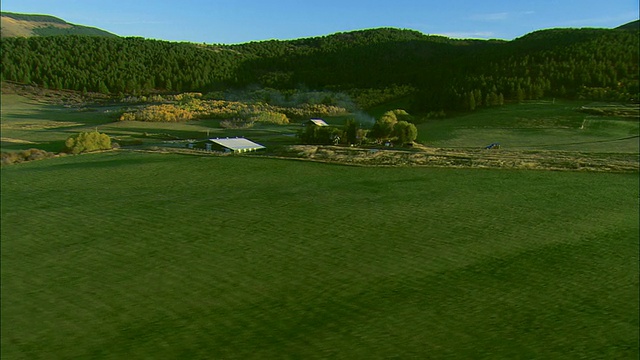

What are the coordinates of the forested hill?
(1, 25, 638, 112)
(617, 20, 639, 30)
(0, 12, 117, 38)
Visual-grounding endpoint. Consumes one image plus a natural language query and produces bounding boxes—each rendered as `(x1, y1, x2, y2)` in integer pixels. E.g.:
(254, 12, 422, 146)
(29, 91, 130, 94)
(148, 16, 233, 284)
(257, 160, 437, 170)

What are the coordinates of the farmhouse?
(197, 137, 266, 153)
(305, 118, 329, 127)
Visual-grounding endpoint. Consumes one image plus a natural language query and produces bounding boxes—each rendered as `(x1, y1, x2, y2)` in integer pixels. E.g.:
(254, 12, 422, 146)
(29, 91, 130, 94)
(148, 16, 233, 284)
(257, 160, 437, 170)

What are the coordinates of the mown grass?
(417, 100, 639, 152)
(2, 152, 638, 359)
(0, 94, 114, 152)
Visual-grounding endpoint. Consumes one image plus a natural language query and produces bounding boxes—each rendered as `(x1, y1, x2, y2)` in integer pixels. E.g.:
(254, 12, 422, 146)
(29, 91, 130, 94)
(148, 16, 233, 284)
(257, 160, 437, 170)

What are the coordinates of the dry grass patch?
(269, 145, 639, 172)
(1, 121, 84, 130)
(0, 137, 36, 144)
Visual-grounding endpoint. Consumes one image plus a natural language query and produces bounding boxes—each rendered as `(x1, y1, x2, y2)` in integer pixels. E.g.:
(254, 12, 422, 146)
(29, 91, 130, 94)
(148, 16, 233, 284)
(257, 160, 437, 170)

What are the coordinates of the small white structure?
(207, 137, 266, 153)
(306, 118, 329, 127)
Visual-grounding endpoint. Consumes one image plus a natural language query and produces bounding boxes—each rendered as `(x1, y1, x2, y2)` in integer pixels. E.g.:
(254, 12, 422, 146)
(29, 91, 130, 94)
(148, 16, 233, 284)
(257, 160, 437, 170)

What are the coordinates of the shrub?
(118, 112, 137, 121)
(1, 149, 56, 165)
(1, 152, 21, 165)
(250, 111, 289, 125)
(220, 119, 255, 129)
(64, 131, 112, 154)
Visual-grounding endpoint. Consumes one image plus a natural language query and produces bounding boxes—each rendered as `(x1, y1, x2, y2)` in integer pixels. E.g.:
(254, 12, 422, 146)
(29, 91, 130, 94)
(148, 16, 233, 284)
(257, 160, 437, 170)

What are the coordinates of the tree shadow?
(1, 102, 116, 126)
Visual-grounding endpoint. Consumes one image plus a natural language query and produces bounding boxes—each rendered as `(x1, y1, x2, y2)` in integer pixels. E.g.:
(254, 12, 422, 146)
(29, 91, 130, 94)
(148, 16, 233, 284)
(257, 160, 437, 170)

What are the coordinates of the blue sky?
(2, 0, 638, 44)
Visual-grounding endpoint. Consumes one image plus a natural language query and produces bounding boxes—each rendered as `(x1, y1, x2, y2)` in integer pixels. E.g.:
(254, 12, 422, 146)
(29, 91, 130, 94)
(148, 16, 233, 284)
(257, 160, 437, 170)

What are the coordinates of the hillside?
(0, 12, 116, 38)
(0, 13, 638, 112)
(617, 20, 640, 30)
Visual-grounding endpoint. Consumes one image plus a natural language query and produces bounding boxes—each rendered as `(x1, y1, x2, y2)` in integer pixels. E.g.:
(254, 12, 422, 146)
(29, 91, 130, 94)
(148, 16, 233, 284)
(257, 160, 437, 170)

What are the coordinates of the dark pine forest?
(1, 26, 638, 112)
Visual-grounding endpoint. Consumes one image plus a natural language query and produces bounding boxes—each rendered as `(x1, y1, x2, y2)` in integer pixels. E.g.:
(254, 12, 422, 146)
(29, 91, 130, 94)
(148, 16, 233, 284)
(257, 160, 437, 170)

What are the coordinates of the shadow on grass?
(1, 103, 116, 126)
(41, 152, 168, 170)
(1, 140, 66, 153)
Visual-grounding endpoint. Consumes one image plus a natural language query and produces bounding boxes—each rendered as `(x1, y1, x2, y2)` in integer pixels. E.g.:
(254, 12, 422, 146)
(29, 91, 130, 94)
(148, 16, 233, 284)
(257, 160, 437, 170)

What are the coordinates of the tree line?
(1, 27, 638, 112)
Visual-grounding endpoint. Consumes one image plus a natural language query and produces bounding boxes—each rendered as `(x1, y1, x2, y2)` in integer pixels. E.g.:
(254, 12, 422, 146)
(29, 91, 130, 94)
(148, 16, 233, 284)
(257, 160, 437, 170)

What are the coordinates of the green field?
(1, 92, 639, 358)
(1, 152, 638, 359)
(0, 93, 304, 152)
(417, 100, 639, 152)
(2, 93, 638, 155)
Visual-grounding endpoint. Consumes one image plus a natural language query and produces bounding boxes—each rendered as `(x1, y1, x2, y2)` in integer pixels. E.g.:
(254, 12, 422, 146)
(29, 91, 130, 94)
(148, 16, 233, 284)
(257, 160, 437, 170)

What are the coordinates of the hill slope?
(0, 12, 117, 38)
(617, 20, 639, 31)
(0, 14, 638, 111)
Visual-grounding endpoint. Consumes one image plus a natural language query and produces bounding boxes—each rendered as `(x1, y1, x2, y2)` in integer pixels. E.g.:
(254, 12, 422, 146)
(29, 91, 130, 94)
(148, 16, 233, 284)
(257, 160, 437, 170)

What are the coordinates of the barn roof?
(209, 137, 266, 151)
(308, 118, 329, 126)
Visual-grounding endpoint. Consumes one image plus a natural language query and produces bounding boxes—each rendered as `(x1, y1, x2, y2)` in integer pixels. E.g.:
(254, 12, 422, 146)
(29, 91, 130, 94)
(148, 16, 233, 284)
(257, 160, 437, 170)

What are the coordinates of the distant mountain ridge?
(1, 11, 637, 41)
(0, 11, 117, 38)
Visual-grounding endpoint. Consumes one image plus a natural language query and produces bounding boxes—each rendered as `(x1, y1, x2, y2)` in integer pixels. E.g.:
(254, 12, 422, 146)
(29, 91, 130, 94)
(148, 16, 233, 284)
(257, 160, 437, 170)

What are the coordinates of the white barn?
(305, 118, 329, 127)
(205, 137, 266, 153)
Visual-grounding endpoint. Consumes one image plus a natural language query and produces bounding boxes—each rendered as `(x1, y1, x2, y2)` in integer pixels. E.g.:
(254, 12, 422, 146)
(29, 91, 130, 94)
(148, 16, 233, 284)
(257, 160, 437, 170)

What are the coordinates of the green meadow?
(1, 93, 639, 358)
(3, 93, 638, 154)
(0, 93, 303, 152)
(417, 100, 639, 152)
(2, 152, 639, 359)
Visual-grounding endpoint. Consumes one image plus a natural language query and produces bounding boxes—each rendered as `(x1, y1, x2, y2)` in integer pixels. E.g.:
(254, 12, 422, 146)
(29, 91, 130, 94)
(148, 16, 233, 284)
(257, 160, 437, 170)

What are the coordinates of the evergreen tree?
(469, 92, 476, 110)
(344, 118, 358, 145)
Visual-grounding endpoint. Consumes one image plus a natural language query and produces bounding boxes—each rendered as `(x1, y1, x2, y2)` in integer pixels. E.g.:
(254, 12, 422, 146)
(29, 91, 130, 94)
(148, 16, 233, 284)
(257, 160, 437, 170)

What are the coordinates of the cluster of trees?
(298, 124, 344, 145)
(1, 27, 638, 112)
(118, 95, 348, 122)
(119, 104, 194, 122)
(64, 131, 112, 154)
(1, 36, 242, 94)
(299, 109, 417, 146)
(220, 88, 358, 111)
(249, 111, 289, 125)
(369, 110, 418, 144)
(347, 85, 417, 110)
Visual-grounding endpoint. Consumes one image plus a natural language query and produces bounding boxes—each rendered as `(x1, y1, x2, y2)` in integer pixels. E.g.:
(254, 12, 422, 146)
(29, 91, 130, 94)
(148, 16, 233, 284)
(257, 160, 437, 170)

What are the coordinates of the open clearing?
(1, 152, 638, 359)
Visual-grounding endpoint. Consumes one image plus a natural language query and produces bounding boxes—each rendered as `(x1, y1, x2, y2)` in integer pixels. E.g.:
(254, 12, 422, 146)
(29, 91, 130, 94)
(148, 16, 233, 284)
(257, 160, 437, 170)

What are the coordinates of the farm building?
(305, 118, 329, 127)
(188, 137, 266, 153)
(208, 137, 265, 153)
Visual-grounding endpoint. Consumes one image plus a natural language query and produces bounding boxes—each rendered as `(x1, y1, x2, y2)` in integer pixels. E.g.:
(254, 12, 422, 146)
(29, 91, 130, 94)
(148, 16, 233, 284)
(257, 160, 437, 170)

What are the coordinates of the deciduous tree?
(64, 131, 112, 154)
(393, 121, 418, 145)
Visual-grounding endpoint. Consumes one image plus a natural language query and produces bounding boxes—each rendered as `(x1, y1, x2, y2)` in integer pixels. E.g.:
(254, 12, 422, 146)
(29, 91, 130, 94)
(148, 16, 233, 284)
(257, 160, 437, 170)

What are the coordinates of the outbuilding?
(203, 137, 266, 153)
(305, 118, 329, 127)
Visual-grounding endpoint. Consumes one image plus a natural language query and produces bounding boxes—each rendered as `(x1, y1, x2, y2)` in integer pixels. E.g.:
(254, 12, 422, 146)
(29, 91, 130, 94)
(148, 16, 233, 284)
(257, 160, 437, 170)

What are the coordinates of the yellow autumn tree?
(64, 131, 112, 154)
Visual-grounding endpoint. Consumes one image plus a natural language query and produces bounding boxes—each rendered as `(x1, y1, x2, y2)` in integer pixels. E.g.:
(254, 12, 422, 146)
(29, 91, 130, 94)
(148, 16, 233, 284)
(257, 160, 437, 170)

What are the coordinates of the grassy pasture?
(0, 94, 114, 152)
(0, 93, 305, 152)
(100, 120, 302, 148)
(1, 152, 638, 359)
(417, 101, 639, 152)
(2, 93, 638, 154)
